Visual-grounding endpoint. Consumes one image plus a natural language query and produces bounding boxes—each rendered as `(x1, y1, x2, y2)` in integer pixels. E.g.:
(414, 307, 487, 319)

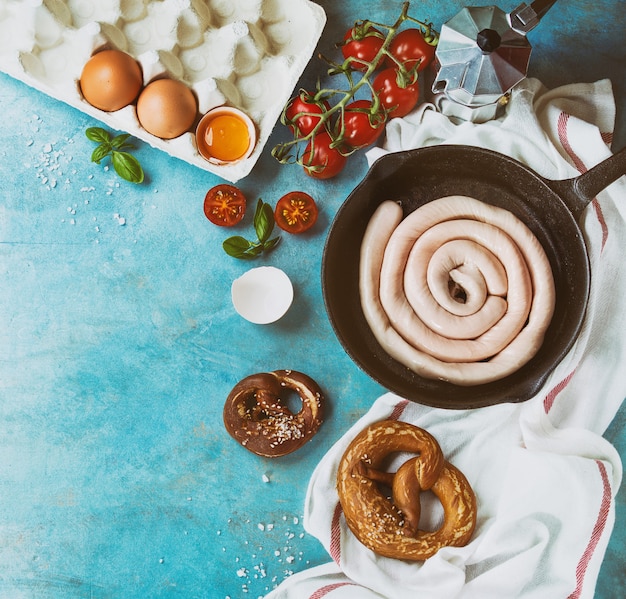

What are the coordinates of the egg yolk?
(204, 114, 250, 162)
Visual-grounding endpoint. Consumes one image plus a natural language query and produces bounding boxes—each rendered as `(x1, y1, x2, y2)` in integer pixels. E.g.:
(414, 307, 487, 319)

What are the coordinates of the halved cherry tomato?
(284, 91, 330, 137)
(203, 184, 246, 227)
(341, 24, 385, 71)
(301, 131, 347, 180)
(387, 28, 436, 72)
(340, 100, 386, 150)
(274, 191, 319, 234)
(372, 67, 420, 119)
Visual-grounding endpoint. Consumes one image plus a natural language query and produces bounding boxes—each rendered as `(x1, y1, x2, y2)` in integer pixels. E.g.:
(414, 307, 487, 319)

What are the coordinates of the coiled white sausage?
(359, 196, 556, 386)
(391, 219, 531, 360)
(427, 240, 507, 317)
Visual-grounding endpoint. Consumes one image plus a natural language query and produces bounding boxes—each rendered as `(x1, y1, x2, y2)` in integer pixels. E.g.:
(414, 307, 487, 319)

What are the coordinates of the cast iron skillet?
(322, 145, 626, 409)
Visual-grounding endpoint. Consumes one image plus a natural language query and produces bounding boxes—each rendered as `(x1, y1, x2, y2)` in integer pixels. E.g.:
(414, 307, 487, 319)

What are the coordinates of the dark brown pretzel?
(223, 370, 324, 457)
(337, 420, 476, 560)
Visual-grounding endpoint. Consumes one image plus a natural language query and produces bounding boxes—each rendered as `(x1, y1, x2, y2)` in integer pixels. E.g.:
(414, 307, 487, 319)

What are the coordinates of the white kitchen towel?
(265, 78, 625, 599)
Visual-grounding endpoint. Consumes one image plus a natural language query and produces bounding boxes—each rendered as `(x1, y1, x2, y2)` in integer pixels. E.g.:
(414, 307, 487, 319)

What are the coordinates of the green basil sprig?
(85, 127, 144, 184)
(223, 199, 281, 259)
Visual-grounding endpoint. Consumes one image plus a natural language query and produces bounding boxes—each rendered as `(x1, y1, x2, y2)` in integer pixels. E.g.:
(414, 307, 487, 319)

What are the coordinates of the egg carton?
(0, 0, 326, 182)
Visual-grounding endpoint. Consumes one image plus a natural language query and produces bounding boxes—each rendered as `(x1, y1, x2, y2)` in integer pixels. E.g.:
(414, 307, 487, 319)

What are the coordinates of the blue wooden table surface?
(0, 1, 624, 597)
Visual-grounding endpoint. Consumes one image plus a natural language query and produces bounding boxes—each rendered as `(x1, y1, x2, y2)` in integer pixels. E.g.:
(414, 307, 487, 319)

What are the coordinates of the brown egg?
(80, 50, 143, 112)
(136, 79, 198, 140)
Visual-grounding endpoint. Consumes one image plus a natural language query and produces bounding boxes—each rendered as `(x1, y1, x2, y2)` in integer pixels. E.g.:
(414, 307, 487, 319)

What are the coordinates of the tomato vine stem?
(271, 1, 438, 169)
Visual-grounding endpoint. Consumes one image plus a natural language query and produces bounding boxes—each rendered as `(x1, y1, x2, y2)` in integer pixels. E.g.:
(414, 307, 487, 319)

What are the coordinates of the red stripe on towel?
(557, 111, 609, 251)
(543, 369, 577, 413)
(329, 502, 343, 565)
(557, 112, 588, 173)
(592, 200, 609, 252)
(309, 582, 359, 598)
(389, 399, 409, 421)
(567, 460, 612, 599)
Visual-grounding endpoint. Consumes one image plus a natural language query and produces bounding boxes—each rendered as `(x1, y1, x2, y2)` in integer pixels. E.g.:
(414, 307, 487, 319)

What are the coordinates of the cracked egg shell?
(79, 49, 143, 112)
(136, 78, 198, 139)
(231, 267, 294, 324)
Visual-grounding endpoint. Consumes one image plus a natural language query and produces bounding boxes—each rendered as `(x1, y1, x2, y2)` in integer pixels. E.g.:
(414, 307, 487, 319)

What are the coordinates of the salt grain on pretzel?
(223, 370, 324, 457)
(337, 420, 476, 561)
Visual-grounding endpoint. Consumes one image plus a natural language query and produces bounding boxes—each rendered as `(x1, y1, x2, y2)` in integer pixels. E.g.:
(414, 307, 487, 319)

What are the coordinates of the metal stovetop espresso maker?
(431, 0, 558, 122)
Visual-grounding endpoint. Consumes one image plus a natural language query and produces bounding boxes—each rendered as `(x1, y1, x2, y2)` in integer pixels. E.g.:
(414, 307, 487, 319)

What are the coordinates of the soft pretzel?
(337, 420, 476, 561)
(223, 369, 324, 457)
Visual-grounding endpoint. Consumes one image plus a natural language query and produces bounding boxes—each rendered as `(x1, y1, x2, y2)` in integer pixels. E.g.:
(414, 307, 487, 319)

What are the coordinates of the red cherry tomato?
(387, 28, 436, 72)
(284, 91, 330, 137)
(341, 24, 385, 71)
(274, 191, 319, 234)
(340, 100, 386, 149)
(203, 184, 246, 227)
(302, 131, 347, 180)
(373, 67, 420, 119)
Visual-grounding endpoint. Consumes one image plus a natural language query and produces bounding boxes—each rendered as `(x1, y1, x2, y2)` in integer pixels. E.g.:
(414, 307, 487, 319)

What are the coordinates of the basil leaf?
(86, 127, 145, 184)
(223, 199, 281, 259)
(91, 144, 111, 164)
(223, 236, 253, 259)
(85, 127, 111, 143)
(263, 236, 281, 253)
(246, 244, 265, 258)
(252, 198, 263, 223)
(111, 151, 144, 183)
(254, 200, 275, 244)
(111, 133, 132, 148)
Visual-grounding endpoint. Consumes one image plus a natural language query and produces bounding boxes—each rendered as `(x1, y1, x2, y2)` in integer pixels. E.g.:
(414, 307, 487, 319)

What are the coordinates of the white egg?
(231, 266, 293, 324)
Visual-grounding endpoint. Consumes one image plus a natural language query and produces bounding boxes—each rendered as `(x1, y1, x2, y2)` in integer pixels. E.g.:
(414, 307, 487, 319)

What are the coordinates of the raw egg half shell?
(231, 266, 293, 324)
(196, 106, 256, 165)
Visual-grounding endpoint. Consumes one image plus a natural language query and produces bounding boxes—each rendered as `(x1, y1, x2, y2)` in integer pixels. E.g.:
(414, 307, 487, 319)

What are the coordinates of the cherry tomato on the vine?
(340, 100, 386, 149)
(203, 184, 246, 227)
(302, 131, 347, 180)
(387, 28, 436, 72)
(274, 191, 319, 234)
(373, 67, 420, 119)
(284, 91, 330, 137)
(341, 24, 385, 71)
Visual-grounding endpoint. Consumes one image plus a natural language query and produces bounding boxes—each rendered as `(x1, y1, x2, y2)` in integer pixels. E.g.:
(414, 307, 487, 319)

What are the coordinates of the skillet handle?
(547, 146, 626, 219)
